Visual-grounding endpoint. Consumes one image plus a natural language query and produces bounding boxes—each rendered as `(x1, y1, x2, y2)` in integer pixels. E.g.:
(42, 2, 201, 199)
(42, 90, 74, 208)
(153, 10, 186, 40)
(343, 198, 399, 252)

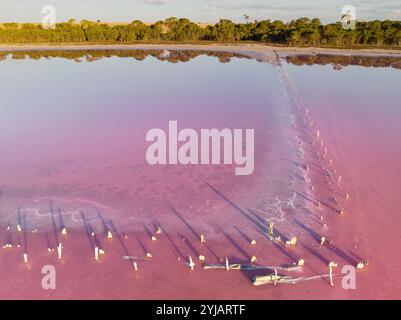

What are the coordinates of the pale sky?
(1, 0, 400, 23)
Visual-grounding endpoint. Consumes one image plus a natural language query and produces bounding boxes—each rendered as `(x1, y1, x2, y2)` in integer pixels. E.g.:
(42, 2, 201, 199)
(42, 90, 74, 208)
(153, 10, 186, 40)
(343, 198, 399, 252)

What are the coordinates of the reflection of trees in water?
(286, 54, 401, 70)
(0, 50, 251, 64)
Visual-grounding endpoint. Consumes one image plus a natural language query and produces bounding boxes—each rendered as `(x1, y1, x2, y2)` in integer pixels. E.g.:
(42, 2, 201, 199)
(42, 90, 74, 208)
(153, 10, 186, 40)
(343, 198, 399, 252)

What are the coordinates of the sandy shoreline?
(1, 44, 401, 64)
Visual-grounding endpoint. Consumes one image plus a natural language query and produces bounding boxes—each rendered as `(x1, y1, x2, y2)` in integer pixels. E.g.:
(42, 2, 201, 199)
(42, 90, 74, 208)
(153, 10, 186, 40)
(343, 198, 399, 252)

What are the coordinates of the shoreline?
(1, 44, 401, 63)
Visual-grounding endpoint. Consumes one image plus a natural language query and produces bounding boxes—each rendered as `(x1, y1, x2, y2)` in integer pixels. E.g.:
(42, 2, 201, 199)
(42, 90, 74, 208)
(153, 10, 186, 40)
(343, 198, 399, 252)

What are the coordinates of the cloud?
(388, 9, 401, 20)
(140, 0, 168, 5)
(214, 3, 307, 11)
(0, 0, 400, 23)
(207, 1, 327, 21)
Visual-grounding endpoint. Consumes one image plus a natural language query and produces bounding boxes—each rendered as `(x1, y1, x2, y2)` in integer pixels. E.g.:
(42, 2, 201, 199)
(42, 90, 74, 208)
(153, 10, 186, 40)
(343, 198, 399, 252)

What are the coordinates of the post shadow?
(167, 206, 225, 262)
(136, 236, 149, 256)
(87, 219, 101, 249)
(216, 224, 249, 261)
(142, 223, 153, 239)
(246, 208, 269, 227)
(170, 205, 200, 240)
(302, 244, 330, 266)
(57, 208, 66, 233)
(49, 200, 59, 247)
(178, 232, 199, 257)
(272, 227, 291, 243)
(22, 214, 28, 255)
(205, 182, 264, 232)
(96, 208, 111, 237)
(292, 217, 321, 243)
(80, 211, 95, 250)
(3, 227, 12, 247)
(310, 179, 333, 192)
(233, 225, 252, 243)
(349, 250, 365, 263)
(154, 222, 184, 258)
(45, 232, 52, 250)
(17, 208, 22, 230)
(296, 191, 320, 207)
(299, 186, 340, 213)
(108, 220, 137, 269)
(271, 241, 299, 264)
(327, 243, 359, 266)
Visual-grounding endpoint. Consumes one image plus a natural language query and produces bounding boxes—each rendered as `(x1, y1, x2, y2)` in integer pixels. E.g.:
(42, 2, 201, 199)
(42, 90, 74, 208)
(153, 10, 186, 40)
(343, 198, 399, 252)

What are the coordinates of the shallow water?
(284, 59, 401, 298)
(0, 50, 300, 236)
(1, 50, 400, 299)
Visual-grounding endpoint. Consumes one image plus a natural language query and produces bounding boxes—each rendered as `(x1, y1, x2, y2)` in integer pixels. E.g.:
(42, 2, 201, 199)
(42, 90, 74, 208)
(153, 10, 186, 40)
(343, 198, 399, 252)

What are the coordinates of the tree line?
(1, 17, 401, 48)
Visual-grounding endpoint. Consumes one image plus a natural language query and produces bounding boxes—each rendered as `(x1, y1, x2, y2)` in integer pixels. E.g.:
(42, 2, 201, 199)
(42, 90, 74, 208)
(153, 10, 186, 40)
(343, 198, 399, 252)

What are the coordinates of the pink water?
(286, 61, 401, 298)
(0, 51, 400, 299)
